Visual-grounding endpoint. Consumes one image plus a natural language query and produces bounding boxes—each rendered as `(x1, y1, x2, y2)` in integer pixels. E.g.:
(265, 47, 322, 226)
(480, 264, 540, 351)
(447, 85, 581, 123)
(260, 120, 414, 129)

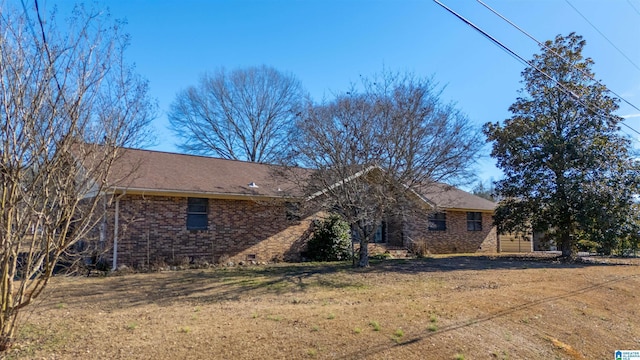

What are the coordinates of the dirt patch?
(6, 254, 640, 359)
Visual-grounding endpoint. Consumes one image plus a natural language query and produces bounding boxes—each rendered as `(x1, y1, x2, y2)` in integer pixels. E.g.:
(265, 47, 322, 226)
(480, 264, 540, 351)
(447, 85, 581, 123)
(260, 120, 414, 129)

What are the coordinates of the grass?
(504, 331, 512, 341)
(392, 328, 404, 343)
(6, 255, 640, 359)
(428, 313, 438, 332)
(369, 321, 381, 331)
(11, 323, 68, 358)
(266, 315, 283, 322)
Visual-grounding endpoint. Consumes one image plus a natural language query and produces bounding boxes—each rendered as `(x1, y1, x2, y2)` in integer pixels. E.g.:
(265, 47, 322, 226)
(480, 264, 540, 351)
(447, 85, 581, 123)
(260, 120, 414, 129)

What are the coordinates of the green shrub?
(577, 238, 599, 254)
(370, 253, 392, 260)
(304, 215, 351, 261)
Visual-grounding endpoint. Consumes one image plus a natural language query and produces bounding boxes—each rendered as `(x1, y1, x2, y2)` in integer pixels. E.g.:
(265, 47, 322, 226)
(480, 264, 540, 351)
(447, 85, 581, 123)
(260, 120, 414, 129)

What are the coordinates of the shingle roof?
(416, 182, 496, 211)
(107, 147, 307, 198)
(106, 147, 495, 211)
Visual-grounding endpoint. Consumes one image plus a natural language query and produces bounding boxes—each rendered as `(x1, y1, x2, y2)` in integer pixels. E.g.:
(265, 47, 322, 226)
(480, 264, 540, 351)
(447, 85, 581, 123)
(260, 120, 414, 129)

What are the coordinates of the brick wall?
(106, 195, 315, 268)
(405, 210, 497, 254)
(102, 195, 496, 268)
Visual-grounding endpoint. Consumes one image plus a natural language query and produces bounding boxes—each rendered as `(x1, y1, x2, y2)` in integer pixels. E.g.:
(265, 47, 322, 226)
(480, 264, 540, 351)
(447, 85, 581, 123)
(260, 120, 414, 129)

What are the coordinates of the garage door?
(500, 232, 533, 253)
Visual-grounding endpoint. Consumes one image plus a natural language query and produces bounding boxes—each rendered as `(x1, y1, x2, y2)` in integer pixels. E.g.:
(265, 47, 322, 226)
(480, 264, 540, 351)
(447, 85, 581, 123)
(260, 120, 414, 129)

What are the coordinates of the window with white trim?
(187, 198, 208, 230)
(467, 212, 482, 231)
(428, 212, 446, 231)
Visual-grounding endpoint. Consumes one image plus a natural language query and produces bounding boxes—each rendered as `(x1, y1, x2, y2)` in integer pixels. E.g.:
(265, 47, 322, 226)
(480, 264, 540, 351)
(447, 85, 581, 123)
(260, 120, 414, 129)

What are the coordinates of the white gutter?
(107, 187, 297, 201)
(112, 191, 126, 271)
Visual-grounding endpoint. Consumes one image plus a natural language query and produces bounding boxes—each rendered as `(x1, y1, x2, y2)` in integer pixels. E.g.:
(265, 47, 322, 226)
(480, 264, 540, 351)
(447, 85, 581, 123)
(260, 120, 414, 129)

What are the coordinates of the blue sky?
(42, 0, 640, 185)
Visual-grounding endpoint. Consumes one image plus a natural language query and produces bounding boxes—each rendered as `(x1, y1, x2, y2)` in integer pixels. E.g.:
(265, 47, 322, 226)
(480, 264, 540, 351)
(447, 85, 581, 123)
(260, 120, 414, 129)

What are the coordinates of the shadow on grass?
(43, 261, 358, 308)
(366, 254, 631, 274)
(335, 271, 640, 360)
(42, 255, 637, 311)
(333, 256, 640, 359)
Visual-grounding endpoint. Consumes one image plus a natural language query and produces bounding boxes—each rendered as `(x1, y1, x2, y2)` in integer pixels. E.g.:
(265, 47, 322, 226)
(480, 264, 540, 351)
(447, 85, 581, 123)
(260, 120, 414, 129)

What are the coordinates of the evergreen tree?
(484, 33, 640, 257)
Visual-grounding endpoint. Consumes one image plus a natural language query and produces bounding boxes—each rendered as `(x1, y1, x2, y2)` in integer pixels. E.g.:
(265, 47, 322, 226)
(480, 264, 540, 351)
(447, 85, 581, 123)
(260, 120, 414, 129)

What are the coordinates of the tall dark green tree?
(484, 33, 640, 258)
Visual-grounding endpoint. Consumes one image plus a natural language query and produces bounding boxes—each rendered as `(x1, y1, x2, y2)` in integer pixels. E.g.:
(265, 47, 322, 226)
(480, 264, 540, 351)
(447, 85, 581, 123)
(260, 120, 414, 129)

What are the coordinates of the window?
(187, 198, 208, 230)
(428, 212, 446, 231)
(351, 222, 386, 243)
(467, 212, 482, 231)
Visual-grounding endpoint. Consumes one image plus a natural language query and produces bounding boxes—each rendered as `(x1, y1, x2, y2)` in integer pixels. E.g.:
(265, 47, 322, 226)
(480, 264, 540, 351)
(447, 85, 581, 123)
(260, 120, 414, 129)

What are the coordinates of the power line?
(431, 1, 531, 70)
(565, 0, 640, 73)
(621, 128, 639, 140)
(433, 0, 640, 140)
(626, 0, 640, 17)
(476, 0, 640, 115)
(19, 0, 40, 41)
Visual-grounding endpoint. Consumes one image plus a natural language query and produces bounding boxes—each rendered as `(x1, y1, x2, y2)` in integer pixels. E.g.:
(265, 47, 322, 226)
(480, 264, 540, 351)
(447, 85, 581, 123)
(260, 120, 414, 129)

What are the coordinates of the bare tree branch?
(288, 70, 483, 267)
(169, 65, 304, 163)
(0, 1, 155, 351)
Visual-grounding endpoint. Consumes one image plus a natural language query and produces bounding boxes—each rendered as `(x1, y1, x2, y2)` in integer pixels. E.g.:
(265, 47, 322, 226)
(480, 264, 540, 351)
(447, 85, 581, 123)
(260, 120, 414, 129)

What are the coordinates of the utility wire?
(565, 0, 640, 73)
(626, 0, 640, 17)
(431, 1, 531, 70)
(477, 0, 640, 114)
(20, 0, 40, 41)
(433, 0, 640, 139)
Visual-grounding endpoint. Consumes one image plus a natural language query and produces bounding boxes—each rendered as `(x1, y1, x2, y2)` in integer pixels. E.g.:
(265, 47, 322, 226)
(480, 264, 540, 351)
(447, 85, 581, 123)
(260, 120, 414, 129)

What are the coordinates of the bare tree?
(472, 179, 498, 202)
(289, 71, 483, 267)
(168, 65, 305, 163)
(0, 2, 154, 351)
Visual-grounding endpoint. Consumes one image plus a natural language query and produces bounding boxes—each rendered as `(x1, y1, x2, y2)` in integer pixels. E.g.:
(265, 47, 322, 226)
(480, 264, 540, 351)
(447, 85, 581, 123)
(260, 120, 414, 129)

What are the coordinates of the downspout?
(99, 196, 106, 248)
(112, 191, 126, 271)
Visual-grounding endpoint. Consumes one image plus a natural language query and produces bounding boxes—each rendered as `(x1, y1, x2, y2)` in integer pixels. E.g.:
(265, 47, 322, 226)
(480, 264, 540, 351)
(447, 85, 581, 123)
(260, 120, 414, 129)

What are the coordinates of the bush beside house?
(303, 215, 351, 261)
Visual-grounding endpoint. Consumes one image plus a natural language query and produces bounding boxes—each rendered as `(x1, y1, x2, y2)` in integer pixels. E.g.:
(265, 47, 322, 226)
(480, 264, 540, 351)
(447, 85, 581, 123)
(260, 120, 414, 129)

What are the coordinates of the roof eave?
(107, 187, 300, 201)
(442, 207, 495, 213)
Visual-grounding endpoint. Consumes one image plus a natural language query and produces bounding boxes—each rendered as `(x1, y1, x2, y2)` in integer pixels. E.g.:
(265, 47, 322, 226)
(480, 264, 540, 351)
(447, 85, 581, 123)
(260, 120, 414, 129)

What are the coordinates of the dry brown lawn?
(6, 254, 640, 360)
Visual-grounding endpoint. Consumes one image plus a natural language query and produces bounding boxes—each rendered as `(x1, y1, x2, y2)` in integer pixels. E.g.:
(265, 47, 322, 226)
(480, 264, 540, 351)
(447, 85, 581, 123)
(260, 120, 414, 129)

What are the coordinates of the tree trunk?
(358, 239, 369, 267)
(351, 238, 356, 267)
(560, 235, 573, 258)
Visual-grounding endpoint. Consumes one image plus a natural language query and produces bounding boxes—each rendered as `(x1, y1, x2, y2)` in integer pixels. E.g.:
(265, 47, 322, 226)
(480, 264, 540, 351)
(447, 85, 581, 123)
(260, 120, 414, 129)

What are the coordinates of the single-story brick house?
(96, 148, 498, 269)
(402, 182, 498, 254)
